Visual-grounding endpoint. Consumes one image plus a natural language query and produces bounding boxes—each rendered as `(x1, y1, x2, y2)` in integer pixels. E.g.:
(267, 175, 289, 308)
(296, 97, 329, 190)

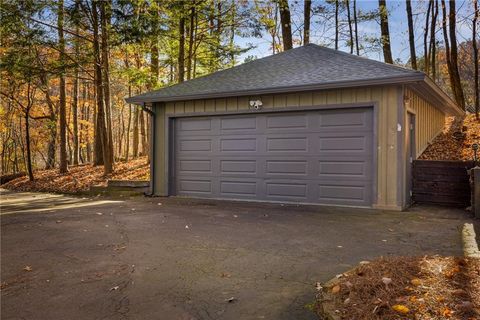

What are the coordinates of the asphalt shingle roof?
(126, 44, 426, 104)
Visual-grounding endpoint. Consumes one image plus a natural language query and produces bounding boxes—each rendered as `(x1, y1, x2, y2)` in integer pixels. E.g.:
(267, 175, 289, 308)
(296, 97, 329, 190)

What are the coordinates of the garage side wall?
(404, 88, 445, 156)
(154, 86, 401, 209)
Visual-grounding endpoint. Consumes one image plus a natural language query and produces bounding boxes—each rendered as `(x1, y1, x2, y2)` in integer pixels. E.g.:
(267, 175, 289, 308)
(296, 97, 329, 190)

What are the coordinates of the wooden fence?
(412, 160, 475, 207)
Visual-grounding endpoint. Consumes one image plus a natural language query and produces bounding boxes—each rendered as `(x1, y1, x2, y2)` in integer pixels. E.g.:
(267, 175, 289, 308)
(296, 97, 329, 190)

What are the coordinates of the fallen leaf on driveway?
(331, 285, 340, 294)
(110, 286, 119, 291)
(382, 277, 392, 286)
(410, 278, 421, 286)
(96, 212, 103, 215)
(392, 304, 409, 314)
(226, 297, 236, 303)
(23, 266, 32, 272)
(56, 220, 62, 224)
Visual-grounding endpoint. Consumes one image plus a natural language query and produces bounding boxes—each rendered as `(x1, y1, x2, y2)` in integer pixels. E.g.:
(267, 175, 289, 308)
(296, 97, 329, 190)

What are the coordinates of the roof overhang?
(126, 73, 463, 117)
(125, 74, 425, 105)
(406, 76, 464, 116)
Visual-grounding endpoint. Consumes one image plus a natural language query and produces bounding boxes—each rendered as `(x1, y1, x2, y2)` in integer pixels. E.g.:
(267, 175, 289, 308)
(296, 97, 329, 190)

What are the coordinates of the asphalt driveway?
(1, 188, 477, 320)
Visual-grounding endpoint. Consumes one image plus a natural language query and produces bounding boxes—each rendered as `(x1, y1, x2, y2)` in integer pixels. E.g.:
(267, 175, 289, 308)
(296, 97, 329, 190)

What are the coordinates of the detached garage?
(127, 44, 463, 210)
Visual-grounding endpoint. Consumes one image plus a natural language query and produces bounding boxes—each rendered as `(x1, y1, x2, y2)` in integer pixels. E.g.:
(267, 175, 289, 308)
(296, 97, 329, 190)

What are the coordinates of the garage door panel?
(179, 139, 212, 152)
(318, 184, 368, 204)
(174, 108, 374, 206)
(178, 118, 212, 132)
(318, 136, 368, 152)
(266, 160, 308, 175)
(267, 137, 308, 152)
(266, 182, 308, 200)
(220, 138, 257, 152)
(266, 113, 308, 129)
(220, 117, 257, 130)
(318, 160, 369, 177)
(220, 180, 258, 197)
(319, 109, 370, 128)
(220, 160, 257, 174)
(178, 160, 212, 173)
(177, 179, 212, 194)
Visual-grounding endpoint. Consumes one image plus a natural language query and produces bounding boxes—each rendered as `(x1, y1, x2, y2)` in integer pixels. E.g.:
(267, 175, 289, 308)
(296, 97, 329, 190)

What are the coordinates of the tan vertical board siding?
(157, 86, 401, 209)
(405, 88, 445, 156)
(215, 98, 226, 112)
(237, 96, 249, 110)
(226, 97, 238, 111)
(165, 102, 175, 114)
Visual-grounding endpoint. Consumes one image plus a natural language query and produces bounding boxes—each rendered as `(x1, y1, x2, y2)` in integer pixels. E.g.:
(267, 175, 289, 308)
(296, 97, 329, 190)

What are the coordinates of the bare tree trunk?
(178, 9, 185, 83)
(378, 0, 393, 63)
(406, 0, 417, 69)
(229, 0, 235, 66)
(303, 0, 311, 45)
(346, 0, 353, 54)
(140, 111, 147, 156)
(72, 61, 79, 166)
(132, 106, 139, 158)
(353, 0, 359, 55)
(441, 0, 459, 104)
(448, 0, 465, 109)
(187, 2, 196, 80)
(278, 0, 293, 50)
(24, 112, 34, 181)
(424, 1, 432, 73)
(430, 0, 438, 79)
(150, 7, 160, 89)
(58, 0, 68, 173)
(125, 96, 132, 162)
(335, 0, 339, 50)
(125, 54, 132, 162)
(100, 0, 114, 168)
(92, 0, 111, 174)
(473, 0, 479, 119)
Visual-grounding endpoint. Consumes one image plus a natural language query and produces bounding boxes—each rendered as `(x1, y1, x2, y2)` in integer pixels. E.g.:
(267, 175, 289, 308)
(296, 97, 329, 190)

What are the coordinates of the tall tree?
(429, 0, 438, 79)
(335, 0, 339, 50)
(353, 0, 359, 55)
(447, 0, 465, 109)
(100, 0, 114, 167)
(346, 0, 354, 54)
(441, 0, 465, 109)
(92, 0, 112, 174)
(473, 0, 479, 118)
(303, 0, 311, 45)
(424, 1, 432, 73)
(378, 0, 393, 63)
(178, 6, 186, 83)
(187, 2, 196, 80)
(72, 0, 80, 166)
(406, 0, 417, 69)
(58, 0, 68, 173)
(277, 0, 292, 50)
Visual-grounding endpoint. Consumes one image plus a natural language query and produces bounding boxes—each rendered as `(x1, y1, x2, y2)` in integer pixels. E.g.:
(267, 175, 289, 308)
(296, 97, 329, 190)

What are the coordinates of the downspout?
(140, 102, 156, 196)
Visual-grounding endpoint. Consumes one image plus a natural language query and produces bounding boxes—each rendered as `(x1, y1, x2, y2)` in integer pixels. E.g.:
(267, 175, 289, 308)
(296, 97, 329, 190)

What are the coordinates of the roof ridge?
(306, 43, 424, 75)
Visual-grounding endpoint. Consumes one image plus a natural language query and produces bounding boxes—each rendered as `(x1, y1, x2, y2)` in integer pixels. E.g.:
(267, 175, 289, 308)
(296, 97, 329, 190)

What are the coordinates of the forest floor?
(318, 256, 480, 320)
(1, 157, 149, 194)
(420, 113, 480, 160)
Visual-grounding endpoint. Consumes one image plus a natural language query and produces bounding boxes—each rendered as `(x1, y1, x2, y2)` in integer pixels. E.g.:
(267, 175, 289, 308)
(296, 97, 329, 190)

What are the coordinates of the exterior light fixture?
(249, 99, 263, 110)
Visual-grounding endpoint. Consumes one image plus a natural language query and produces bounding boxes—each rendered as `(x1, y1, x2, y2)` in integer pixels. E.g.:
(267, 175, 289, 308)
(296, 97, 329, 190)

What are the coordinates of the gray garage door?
(173, 108, 374, 206)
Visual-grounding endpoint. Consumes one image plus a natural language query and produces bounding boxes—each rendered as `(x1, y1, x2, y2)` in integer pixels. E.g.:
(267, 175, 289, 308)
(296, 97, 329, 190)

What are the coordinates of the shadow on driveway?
(1, 189, 477, 320)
